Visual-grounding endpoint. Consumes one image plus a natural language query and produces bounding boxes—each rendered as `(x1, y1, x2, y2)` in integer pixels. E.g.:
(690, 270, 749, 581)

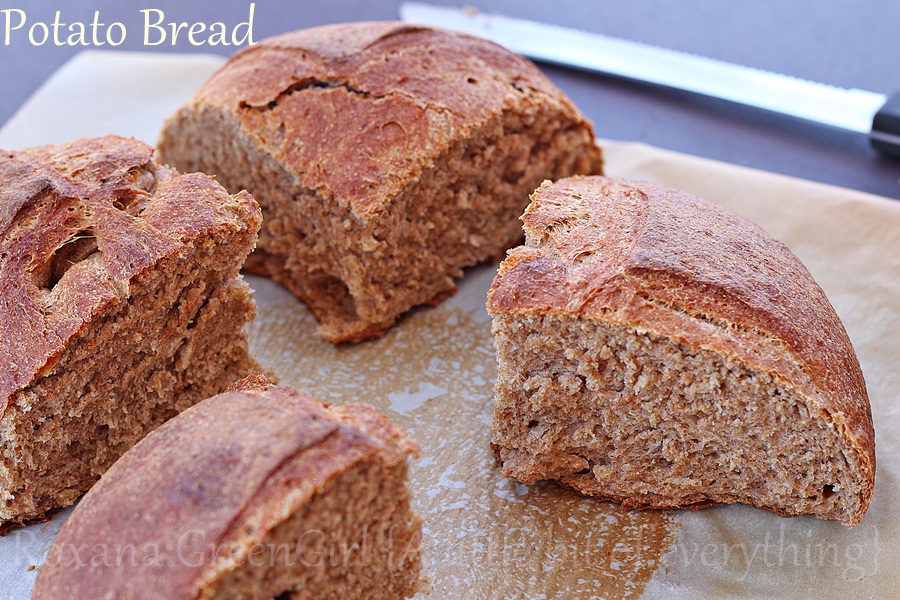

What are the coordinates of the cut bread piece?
(157, 21, 603, 343)
(487, 176, 875, 527)
(32, 379, 424, 600)
(0, 135, 264, 531)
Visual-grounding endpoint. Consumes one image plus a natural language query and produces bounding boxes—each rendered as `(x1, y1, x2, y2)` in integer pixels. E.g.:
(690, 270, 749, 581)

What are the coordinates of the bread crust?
(31, 386, 422, 599)
(185, 21, 592, 218)
(488, 176, 875, 525)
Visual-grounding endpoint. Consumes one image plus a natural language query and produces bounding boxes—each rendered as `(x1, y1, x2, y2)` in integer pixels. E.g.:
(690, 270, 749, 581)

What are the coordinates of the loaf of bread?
(32, 379, 423, 599)
(0, 135, 263, 531)
(487, 176, 875, 527)
(158, 21, 603, 343)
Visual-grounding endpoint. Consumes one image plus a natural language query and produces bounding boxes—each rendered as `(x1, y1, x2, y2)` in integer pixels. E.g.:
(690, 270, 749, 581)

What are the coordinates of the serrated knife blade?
(399, 2, 900, 157)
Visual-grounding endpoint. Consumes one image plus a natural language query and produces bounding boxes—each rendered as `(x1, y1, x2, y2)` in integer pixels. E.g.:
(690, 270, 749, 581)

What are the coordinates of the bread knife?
(399, 2, 900, 158)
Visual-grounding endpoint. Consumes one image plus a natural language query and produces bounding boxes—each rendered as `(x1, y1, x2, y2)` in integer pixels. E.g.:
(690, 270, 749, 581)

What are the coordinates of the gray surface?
(2, 0, 899, 198)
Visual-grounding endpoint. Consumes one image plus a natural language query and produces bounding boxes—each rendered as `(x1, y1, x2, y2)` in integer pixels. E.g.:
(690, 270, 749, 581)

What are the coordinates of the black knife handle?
(871, 91, 900, 158)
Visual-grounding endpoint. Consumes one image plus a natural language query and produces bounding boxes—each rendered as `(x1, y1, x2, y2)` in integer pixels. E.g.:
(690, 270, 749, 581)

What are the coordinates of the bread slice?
(157, 21, 603, 343)
(32, 379, 423, 600)
(487, 176, 875, 527)
(0, 135, 263, 531)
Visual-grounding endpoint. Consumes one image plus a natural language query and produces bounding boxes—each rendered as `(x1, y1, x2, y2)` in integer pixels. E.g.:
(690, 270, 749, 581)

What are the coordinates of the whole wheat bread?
(487, 176, 875, 527)
(157, 21, 603, 343)
(32, 379, 423, 599)
(0, 135, 263, 531)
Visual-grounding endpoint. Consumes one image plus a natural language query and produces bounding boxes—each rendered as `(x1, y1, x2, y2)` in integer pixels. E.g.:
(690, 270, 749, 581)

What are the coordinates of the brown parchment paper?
(1, 51, 898, 600)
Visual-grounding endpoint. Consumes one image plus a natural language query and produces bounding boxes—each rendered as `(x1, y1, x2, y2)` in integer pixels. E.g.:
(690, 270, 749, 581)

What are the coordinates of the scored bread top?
(184, 21, 595, 217)
(488, 176, 874, 489)
(31, 383, 419, 599)
(0, 135, 261, 417)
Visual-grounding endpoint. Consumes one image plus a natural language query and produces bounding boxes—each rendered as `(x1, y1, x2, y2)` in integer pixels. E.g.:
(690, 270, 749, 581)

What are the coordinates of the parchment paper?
(1, 51, 898, 599)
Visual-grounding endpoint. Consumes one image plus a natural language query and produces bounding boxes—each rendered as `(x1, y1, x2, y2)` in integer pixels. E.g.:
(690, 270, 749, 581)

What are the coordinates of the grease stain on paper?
(248, 285, 677, 598)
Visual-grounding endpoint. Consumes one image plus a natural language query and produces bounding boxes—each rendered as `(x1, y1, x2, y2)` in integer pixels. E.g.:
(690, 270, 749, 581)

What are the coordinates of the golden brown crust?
(32, 386, 420, 599)
(191, 21, 587, 218)
(0, 135, 262, 418)
(487, 176, 875, 519)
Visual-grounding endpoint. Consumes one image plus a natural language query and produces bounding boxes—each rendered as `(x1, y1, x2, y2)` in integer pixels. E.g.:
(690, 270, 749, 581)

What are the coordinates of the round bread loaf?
(487, 176, 875, 527)
(158, 21, 603, 343)
(0, 135, 263, 531)
(32, 380, 423, 599)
